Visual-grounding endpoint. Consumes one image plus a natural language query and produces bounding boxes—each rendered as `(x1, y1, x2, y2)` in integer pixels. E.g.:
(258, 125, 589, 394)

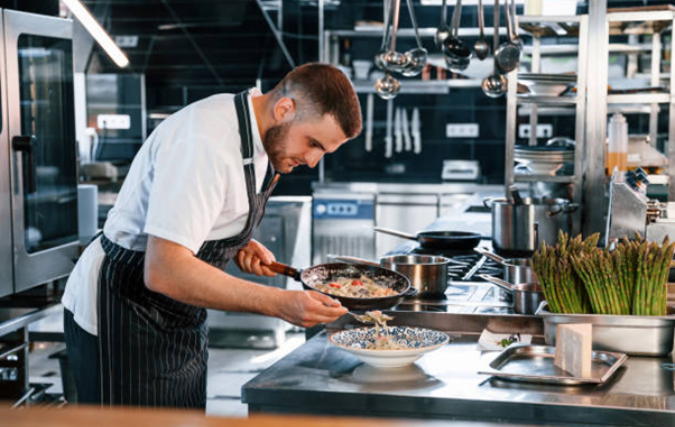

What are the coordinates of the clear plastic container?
(607, 113, 628, 174)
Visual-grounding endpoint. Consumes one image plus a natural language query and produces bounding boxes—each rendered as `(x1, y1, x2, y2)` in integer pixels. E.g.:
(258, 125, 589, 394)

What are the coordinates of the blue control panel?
(313, 199, 374, 220)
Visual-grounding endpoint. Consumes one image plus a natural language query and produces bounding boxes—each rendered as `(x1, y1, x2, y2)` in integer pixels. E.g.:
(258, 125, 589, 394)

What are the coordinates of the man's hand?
(275, 290, 348, 328)
(235, 239, 277, 277)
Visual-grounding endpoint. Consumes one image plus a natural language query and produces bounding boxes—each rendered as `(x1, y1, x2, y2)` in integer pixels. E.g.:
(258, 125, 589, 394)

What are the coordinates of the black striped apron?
(97, 91, 278, 409)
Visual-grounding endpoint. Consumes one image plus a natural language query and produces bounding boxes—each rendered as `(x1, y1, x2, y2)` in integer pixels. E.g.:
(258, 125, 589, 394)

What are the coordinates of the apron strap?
(234, 91, 255, 161)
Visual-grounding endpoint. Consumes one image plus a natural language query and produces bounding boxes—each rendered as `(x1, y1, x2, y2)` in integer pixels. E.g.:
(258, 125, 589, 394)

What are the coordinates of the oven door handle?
(12, 135, 37, 194)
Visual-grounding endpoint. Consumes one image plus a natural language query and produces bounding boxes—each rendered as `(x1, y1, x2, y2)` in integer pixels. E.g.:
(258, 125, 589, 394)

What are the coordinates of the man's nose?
(306, 151, 324, 168)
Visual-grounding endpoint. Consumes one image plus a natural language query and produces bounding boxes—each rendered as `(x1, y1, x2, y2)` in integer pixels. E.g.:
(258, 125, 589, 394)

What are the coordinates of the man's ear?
(273, 97, 296, 123)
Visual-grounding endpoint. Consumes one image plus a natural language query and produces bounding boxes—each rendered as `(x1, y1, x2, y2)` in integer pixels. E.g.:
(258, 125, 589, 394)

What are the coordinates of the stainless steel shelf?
(326, 27, 508, 38)
(516, 95, 579, 104)
(522, 43, 652, 56)
(352, 79, 483, 95)
(514, 174, 576, 183)
(607, 93, 672, 104)
(519, 104, 656, 116)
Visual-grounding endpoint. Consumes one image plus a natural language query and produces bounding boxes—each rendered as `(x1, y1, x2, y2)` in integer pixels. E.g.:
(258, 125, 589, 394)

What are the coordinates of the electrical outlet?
(446, 123, 479, 138)
(518, 124, 553, 139)
(97, 114, 131, 130)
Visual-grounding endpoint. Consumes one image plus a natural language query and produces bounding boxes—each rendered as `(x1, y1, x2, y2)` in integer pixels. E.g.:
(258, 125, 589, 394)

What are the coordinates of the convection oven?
(0, 10, 78, 297)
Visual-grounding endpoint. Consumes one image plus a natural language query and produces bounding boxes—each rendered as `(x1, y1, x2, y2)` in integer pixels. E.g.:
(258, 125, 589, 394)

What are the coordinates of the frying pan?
(373, 226, 482, 250)
(267, 261, 415, 311)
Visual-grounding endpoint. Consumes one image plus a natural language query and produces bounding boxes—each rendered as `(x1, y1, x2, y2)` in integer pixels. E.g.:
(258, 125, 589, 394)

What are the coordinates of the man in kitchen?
(61, 63, 361, 409)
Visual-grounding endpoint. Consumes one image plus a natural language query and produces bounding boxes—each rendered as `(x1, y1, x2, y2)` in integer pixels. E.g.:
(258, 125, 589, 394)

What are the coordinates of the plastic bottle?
(607, 113, 628, 174)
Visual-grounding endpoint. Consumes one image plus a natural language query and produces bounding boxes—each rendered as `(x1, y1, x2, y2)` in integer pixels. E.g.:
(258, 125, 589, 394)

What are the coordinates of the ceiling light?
(62, 0, 129, 68)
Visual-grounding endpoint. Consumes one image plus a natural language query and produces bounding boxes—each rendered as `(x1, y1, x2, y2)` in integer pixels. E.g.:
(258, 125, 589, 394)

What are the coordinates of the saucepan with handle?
(479, 274, 544, 315)
(474, 248, 538, 285)
(267, 261, 415, 311)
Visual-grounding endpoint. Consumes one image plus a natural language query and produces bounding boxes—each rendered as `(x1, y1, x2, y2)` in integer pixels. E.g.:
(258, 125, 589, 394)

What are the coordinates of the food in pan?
(532, 231, 675, 316)
(314, 276, 398, 298)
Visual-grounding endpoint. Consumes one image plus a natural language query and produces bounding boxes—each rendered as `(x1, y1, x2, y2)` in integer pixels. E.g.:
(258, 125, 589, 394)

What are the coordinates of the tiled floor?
(27, 310, 305, 416)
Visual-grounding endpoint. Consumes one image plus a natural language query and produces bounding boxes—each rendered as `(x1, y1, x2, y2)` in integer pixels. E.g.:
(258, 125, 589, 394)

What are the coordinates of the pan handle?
(478, 274, 515, 294)
(327, 254, 381, 268)
(373, 226, 418, 241)
(267, 262, 302, 281)
(534, 300, 549, 315)
(474, 248, 505, 264)
(404, 287, 418, 297)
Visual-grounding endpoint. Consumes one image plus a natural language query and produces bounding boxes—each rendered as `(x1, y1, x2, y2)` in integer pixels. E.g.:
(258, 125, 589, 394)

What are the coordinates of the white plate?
(329, 326, 450, 368)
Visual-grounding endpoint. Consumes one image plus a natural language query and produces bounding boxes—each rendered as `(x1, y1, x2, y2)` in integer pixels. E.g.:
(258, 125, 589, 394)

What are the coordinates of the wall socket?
(97, 114, 131, 130)
(446, 123, 479, 138)
(518, 124, 553, 139)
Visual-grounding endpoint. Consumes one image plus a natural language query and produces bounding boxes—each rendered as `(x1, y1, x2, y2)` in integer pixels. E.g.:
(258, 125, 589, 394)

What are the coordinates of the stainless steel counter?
(242, 312, 675, 426)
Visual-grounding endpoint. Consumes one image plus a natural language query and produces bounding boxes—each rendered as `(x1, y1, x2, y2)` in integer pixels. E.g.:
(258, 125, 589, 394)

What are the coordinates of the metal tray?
(478, 344, 628, 386)
(537, 302, 675, 357)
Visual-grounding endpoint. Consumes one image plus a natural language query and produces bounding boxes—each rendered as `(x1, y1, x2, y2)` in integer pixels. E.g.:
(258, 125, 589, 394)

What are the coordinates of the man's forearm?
(144, 236, 284, 316)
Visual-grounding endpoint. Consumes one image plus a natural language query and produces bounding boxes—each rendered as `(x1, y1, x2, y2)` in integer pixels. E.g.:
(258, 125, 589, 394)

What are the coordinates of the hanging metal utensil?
(365, 93, 374, 152)
(375, 0, 395, 70)
(375, 72, 401, 100)
(473, 0, 489, 60)
(443, 0, 472, 72)
(495, 0, 521, 74)
(402, 0, 428, 77)
(382, 0, 408, 73)
(385, 98, 394, 158)
(435, 0, 451, 50)
(481, 0, 507, 98)
(510, 0, 523, 47)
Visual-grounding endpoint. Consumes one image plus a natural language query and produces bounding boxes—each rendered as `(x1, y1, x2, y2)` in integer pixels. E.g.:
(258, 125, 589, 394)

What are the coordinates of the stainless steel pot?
(479, 274, 544, 315)
(330, 254, 450, 298)
(475, 248, 538, 285)
(484, 197, 578, 257)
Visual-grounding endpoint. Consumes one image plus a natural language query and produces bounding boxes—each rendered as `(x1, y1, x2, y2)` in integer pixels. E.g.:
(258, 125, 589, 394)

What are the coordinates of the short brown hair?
(271, 63, 362, 139)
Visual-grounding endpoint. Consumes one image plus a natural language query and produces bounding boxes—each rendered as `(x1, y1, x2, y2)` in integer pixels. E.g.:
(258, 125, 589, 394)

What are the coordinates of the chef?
(62, 63, 362, 409)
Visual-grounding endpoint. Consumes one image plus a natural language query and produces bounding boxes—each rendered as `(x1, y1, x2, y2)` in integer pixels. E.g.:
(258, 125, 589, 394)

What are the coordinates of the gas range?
(392, 242, 515, 314)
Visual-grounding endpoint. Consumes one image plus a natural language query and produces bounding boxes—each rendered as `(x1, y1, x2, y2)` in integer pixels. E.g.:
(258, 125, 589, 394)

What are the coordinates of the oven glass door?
(6, 10, 78, 292)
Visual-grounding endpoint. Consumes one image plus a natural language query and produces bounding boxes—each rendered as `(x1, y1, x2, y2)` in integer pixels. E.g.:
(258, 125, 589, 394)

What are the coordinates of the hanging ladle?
(473, 0, 489, 60)
(374, 0, 394, 70)
(481, 0, 507, 98)
(443, 0, 472, 73)
(381, 0, 408, 73)
(510, 0, 523, 48)
(435, 0, 451, 50)
(495, 0, 521, 74)
(375, 0, 403, 99)
(402, 0, 428, 77)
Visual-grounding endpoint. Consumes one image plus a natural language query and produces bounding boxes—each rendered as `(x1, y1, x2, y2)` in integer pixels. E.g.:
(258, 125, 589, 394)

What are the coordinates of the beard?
(262, 122, 293, 174)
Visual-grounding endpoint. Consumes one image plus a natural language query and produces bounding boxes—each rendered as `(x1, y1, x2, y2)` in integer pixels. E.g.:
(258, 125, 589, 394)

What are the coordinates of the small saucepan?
(475, 248, 538, 285)
(267, 261, 415, 311)
(329, 254, 451, 298)
(373, 226, 482, 250)
(479, 274, 544, 315)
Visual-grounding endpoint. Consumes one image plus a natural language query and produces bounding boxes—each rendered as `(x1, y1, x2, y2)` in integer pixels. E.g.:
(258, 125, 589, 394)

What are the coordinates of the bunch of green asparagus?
(532, 231, 674, 316)
(532, 232, 596, 314)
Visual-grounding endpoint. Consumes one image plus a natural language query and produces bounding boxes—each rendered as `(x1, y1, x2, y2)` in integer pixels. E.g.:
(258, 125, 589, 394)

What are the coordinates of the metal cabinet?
(1, 10, 78, 296)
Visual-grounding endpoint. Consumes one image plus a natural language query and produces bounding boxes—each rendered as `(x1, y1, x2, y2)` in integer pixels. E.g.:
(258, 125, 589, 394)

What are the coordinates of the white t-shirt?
(62, 90, 269, 336)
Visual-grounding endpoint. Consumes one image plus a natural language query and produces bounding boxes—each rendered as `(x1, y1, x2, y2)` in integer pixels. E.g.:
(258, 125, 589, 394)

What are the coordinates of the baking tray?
(479, 344, 628, 386)
(537, 302, 675, 357)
